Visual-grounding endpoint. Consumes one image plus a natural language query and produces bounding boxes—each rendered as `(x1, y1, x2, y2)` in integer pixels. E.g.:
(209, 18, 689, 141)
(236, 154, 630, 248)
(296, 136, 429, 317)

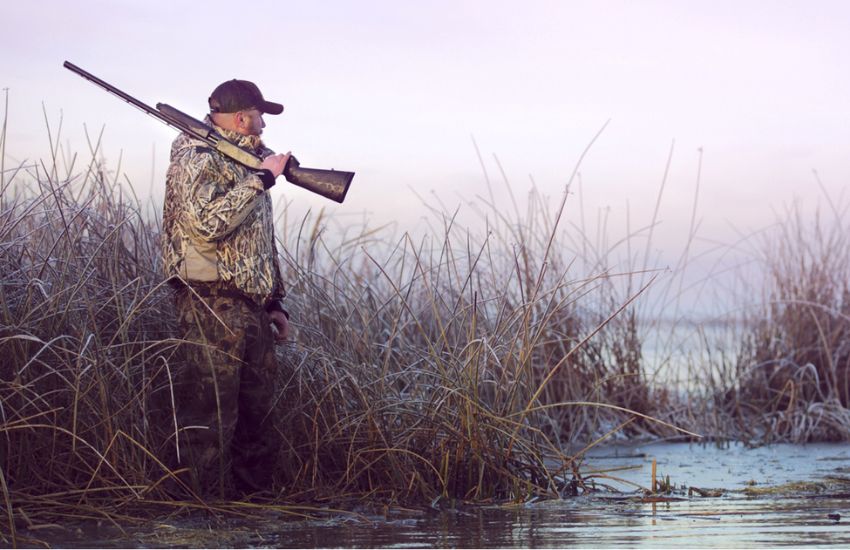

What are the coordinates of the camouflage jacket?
(162, 118, 285, 308)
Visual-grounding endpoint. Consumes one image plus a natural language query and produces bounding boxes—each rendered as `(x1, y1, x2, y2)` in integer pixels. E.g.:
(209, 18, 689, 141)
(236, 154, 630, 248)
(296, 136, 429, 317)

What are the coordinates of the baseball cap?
(208, 79, 284, 115)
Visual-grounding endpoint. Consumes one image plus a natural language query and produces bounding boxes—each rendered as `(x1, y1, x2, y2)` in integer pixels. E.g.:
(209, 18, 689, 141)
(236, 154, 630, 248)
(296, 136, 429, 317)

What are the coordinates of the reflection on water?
(27, 443, 850, 548)
(266, 495, 849, 548)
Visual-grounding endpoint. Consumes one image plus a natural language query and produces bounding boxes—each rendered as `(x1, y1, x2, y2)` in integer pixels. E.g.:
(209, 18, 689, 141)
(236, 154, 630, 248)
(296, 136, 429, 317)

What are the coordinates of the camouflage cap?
(208, 79, 284, 115)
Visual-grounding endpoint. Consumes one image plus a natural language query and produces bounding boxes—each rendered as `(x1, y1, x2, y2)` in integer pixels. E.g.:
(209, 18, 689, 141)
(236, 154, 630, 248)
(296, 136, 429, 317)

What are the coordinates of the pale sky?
(3, 0, 850, 280)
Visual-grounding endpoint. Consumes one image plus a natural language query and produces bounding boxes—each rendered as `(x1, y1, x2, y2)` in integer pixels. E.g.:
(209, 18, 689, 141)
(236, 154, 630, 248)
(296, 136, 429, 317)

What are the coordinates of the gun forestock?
(212, 139, 264, 171)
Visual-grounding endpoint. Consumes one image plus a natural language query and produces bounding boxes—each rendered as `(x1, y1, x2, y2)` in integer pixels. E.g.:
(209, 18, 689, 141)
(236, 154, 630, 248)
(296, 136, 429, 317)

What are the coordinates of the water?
(26, 443, 850, 548)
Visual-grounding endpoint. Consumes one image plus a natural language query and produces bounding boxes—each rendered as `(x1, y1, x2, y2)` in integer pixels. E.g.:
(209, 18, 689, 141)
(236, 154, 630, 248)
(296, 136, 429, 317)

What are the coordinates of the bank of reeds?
(9, 113, 848, 546)
(0, 126, 692, 544)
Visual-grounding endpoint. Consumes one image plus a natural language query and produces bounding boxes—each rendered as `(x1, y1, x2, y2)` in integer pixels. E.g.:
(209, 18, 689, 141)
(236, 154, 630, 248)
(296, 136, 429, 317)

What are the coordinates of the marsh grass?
(0, 117, 701, 545)
(5, 107, 848, 546)
(717, 192, 850, 442)
(249, 124, 697, 501)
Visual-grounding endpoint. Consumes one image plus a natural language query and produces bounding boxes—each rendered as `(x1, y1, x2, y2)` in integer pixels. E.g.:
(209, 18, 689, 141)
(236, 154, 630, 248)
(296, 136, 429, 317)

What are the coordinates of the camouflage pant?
(172, 283, 280, 498)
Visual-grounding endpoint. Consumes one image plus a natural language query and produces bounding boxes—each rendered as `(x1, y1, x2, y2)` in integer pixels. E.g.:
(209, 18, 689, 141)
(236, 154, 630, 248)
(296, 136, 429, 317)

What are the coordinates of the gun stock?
(283, 157, 353, 204)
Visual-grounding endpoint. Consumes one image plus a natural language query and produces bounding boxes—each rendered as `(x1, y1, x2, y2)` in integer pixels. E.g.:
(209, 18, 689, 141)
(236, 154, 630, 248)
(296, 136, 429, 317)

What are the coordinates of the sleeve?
(258, 142, 288, 315)
(183, 147, 272, 242)
(265, 233, 288, 318)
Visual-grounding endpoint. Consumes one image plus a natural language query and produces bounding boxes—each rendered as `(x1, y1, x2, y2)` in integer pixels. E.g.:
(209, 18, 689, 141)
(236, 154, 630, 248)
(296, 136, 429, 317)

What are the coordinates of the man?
(162, 78, 290, 498)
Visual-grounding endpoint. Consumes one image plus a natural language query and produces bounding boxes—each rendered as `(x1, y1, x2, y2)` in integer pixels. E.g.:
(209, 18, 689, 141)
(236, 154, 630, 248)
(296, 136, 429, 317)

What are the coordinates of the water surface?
(28, 442, 850, 548)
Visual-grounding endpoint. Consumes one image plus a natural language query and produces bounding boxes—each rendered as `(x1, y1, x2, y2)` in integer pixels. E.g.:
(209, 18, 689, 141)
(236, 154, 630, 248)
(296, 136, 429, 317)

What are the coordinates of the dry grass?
(717, 194, 850, 442)
(6, 105, 849, 547)
(0, 115, 693, 545)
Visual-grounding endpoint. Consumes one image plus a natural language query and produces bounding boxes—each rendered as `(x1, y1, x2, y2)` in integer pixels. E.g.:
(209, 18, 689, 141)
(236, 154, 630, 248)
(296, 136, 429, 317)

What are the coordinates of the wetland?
(6, 118, 850, 548)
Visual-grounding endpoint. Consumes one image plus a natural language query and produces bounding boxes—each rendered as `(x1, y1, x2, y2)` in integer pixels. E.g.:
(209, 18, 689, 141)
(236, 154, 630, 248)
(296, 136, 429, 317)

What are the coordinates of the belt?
(169, 279, 258, 308)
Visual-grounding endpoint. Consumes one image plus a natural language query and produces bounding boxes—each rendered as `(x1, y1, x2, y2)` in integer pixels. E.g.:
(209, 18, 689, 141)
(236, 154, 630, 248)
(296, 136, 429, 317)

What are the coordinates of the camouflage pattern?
(172, 283, 280, 498)
(162, 120, 286, 498)
(162, 117, 285, 307)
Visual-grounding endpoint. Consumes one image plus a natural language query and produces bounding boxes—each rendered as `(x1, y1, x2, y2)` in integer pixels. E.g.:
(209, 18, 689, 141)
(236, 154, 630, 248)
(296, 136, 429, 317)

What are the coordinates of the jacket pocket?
(181, 240, 219, 281)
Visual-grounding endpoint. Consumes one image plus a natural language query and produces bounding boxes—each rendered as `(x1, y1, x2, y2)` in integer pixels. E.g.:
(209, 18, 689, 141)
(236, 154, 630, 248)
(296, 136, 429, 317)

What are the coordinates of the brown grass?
(0, 115, 693, 545)
(719, 194, 850, 442)
(11, 105, 850, 546)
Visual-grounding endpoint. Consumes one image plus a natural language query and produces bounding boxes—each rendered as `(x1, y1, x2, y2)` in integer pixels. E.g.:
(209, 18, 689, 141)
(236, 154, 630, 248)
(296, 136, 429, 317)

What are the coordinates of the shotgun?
(63, 61, 353, 203)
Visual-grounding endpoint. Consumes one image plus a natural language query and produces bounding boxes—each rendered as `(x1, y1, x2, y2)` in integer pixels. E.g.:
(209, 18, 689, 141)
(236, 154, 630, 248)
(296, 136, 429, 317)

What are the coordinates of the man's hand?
(261, 152, 292, 178)
(268, 309, 289, 342)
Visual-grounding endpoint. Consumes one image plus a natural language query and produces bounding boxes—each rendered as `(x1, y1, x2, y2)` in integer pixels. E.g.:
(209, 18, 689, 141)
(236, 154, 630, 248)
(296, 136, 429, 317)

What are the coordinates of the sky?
(2, 0, 850, 287)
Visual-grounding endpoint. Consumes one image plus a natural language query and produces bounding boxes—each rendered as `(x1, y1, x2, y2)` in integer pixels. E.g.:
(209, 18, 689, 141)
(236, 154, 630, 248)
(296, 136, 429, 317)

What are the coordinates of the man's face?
(237, 108, 266, 136)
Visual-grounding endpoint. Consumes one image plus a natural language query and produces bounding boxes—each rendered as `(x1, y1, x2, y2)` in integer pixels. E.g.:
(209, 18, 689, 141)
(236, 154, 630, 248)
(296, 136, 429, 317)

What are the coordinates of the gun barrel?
(63, 61, 184, 133)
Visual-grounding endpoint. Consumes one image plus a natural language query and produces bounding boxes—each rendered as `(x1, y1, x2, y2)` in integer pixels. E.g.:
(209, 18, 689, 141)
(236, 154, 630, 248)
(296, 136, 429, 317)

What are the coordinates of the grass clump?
(712, 194, 850, 442)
